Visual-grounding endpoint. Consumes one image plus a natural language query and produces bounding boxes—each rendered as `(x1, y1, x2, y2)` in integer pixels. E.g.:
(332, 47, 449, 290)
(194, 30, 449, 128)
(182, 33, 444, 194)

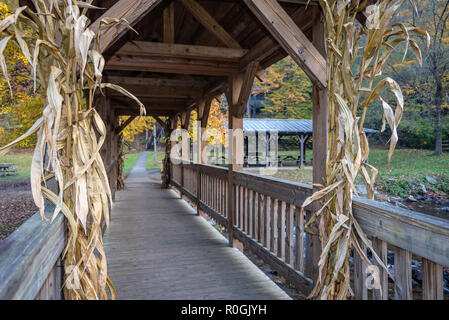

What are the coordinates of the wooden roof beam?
(154, 115, 169, 131)
(116, 41, 248, 62)
(180, 110, 191, 130)
(235, 61, 259, 117)
(105, 75, 210, 88)
(90, 0, 164, 53)
(244, 0, 327, 89)
(115, 116, 137, 134)
(111, 97, 191, 112)
(163, 2, 175, 43)
(116, 109, 178, 117)
(105, 55, 240, 76)
(278, 0, 319, 5)
(180, 0, 242, 49)
(280, 0, 371, 29)
(114, 104, 188, 115)
(107, 85, 203, 99)
(240, 5, 315, 68)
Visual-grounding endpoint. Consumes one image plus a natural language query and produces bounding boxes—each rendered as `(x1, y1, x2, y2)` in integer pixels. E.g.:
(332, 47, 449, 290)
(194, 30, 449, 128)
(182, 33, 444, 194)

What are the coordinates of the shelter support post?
(265, 132, 270, 167)
(298, 135, 308, 168)
(307, 10, 328, 282)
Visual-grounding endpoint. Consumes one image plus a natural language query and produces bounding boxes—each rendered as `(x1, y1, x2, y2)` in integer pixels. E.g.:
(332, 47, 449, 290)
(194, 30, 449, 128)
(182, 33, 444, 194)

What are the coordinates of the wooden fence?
(0, 204, 65, 300)
(1, 161, 447, 300)
(171, 162, 449, 300)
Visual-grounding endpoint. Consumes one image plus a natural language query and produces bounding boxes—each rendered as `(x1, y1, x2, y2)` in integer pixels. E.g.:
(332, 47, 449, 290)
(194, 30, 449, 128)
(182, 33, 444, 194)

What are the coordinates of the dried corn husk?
(301, 0, 429, 300)
(0, 1, 145, 300)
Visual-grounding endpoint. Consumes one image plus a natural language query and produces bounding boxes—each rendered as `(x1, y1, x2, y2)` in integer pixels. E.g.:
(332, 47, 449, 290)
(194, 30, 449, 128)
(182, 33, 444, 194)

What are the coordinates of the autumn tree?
(0, 2, 42, 149)
(252, 56, 312, 119)
(386, 0, 449, 154)
(119, 116, 155, 144)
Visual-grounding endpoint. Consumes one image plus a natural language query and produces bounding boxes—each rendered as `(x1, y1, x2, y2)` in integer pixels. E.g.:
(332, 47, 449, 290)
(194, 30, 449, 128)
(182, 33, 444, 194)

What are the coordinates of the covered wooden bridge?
(0, 0, 448, 300)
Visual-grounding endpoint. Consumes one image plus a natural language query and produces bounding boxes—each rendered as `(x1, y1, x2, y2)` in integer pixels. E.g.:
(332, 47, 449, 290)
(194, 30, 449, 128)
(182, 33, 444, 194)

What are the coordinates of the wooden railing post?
(422, 258, 444, 300)
(186, 166, 449, 300)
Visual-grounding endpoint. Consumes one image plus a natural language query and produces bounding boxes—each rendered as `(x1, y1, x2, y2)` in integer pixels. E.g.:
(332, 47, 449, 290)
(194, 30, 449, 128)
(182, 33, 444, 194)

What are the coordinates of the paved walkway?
(104, 152, 290, 299)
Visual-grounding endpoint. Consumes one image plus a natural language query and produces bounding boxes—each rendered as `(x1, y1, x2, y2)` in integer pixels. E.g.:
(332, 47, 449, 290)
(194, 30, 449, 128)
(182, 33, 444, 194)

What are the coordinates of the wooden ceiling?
(88, 0, 320, 117)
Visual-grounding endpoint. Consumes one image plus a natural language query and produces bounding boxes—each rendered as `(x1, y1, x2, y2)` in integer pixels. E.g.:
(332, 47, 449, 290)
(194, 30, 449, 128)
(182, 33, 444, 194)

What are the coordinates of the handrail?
(0, 204, 66, 299)
(182, 162, 449, 267)
(172, 162, 449, 299)
(353, 197, 449, 267)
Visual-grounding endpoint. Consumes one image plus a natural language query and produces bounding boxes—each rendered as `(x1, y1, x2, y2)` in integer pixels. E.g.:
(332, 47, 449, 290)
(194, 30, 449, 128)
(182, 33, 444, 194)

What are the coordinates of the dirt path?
(0, 180, 37, 241)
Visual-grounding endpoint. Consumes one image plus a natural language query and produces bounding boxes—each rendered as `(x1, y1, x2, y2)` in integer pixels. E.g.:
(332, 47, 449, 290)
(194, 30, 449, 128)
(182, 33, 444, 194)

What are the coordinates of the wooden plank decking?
(104, 153, 291, 300)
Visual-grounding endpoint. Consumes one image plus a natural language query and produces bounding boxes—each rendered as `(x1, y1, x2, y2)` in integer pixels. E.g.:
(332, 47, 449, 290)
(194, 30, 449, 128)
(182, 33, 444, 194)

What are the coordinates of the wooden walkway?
(103, 153, 291, 300)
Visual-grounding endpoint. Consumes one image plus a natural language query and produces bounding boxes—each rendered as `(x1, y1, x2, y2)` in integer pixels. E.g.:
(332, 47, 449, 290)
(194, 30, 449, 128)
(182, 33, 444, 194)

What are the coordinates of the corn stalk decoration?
(117, 134, 125, 191)
(300, 0, 429, 300)
(0, 1, 145, 299)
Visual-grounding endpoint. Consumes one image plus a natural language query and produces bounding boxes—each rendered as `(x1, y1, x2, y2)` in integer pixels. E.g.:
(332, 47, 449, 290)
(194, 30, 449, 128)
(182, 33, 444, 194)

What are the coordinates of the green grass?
(278, 149, 313, 160)
(262, 147, 449, 199)
(0, 152, 141, 181)
(271, 168, 313, 184)
(368, 148, 449, 198)
(0, 151, 160, 183)
(0, 152, 33, 182)
(146, 151, 164, 171)
(263, 150, 313, 183)
(123, 153, 139, 176)
(2, 148, 447, 199)
(368, 148, 449, 177)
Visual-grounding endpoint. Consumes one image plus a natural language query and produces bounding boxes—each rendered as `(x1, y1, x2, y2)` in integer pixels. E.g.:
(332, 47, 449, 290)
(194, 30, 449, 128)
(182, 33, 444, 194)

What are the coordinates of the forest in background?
(250, 0, 449, 153)
(0, 0, 448, 153)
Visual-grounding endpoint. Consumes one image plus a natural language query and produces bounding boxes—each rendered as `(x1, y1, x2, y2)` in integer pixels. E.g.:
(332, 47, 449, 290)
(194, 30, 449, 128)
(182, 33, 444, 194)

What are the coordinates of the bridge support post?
(307, 9, 328, 282)
(98, 94, 119, 202)
(181, 111, 191, 189)
(227, 68, 253, 247)
(161, 116, 177, 188)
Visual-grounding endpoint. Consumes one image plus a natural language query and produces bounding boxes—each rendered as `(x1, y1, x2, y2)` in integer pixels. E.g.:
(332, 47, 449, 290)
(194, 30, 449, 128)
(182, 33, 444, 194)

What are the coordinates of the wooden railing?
(171, 162, 449, 300)
(0, 204, 65, 300)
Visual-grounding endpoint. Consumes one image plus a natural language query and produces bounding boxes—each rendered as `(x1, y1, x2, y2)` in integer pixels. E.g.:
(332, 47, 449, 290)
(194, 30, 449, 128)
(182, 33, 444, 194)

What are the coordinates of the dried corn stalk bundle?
(162, 119, 173, 188)
(117, 135, 125, 191)
(0, 1, 145, 299)
(301, 0, 429, 299)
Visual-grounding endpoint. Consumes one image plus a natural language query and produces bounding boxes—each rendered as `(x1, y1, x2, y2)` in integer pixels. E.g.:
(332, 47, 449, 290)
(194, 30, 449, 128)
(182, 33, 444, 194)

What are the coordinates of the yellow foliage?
(189, 99, 228, 144)
(208, 98, 228, 145)
(120, 116, 155, 143)
(0, 2, 40, 149)
(188, 97, 228, 146)
(0, 95, 43, 148)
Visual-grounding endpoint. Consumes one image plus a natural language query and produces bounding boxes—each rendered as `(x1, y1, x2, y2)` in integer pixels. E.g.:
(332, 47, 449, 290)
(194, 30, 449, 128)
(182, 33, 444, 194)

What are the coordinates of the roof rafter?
(244, 0, 327, 89)
(105, 75, 210, 88)
(180, 0, 242, 49)
(116, 41, 248, 62)
(90, 0, 164, 53)
(105, 55, 240, 76)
